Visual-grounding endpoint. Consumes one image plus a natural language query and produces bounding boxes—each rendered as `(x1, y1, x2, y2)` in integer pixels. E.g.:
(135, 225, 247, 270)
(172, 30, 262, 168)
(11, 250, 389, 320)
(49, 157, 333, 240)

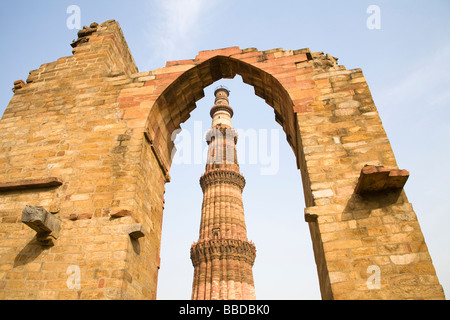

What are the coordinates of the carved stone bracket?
(21, 206, 61, 246)
(127, 224, 145, 239)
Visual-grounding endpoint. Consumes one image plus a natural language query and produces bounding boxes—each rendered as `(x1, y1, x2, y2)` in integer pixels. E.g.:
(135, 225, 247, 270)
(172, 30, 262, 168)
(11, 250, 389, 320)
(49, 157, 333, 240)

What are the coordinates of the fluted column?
(191, 87, 256, 300)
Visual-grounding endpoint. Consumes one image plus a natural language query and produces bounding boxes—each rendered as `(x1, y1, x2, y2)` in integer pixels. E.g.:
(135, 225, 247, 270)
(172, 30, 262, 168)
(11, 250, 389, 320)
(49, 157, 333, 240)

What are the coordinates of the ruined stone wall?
(294, 55, 443, 299)
(0, 20, 158, 299)
(0, 19, 444, 300)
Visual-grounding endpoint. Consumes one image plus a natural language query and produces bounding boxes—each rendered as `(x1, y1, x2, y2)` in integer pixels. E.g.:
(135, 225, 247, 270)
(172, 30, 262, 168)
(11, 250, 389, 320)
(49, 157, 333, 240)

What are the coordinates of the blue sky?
(0, 1, 449, 300)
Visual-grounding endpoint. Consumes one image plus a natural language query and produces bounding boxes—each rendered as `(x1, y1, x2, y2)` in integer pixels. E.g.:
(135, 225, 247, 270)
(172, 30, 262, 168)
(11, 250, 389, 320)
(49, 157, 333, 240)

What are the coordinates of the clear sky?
(0, 0, 449, 300)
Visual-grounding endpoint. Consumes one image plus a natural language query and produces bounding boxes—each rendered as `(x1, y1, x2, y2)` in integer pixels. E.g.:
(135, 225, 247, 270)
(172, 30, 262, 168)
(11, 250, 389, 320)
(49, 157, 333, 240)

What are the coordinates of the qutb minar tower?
(190, 87, 256, 300)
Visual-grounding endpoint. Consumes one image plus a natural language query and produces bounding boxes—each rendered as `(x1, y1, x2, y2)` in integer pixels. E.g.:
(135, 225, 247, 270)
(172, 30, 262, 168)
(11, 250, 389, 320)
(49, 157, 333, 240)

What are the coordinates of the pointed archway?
(157, 76, 320, 299)
(144, 54, 298, 176)
(1, 19, 443, 300)
(119, 45, 443, 299)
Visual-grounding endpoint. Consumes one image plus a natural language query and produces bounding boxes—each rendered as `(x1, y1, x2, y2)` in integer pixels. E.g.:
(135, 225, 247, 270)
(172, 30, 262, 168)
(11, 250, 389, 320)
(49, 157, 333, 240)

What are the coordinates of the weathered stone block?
(127, 224, 145, 239)
(0, 177, 63, 192)
(21, 206, 61, 245)
(12, 80, 27, 93)
(110, 209, 132, 218)
(355, 165, 409, 194)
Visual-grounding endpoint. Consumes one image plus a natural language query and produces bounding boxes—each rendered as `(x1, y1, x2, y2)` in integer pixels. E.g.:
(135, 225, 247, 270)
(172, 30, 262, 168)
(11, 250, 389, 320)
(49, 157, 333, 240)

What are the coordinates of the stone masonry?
(0, 20, 445, 300)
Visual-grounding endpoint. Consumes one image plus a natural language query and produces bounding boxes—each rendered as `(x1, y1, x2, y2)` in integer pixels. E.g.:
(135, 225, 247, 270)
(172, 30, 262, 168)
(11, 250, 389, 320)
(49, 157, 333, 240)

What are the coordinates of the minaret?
(190, 87, 256, 300)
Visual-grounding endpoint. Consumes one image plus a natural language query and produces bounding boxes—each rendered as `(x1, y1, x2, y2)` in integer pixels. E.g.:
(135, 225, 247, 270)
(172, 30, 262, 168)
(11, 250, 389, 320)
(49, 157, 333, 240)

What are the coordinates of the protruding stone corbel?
(109, 209, 145, 239)
(355, 165, 409, 195)
(21, 206, 61, 246)
(110, 209, 134, 219)
(12, 80, 27, 93)
(127, 224, 145, 239)
(0, 177, 63, 192)
(70, 22, 98, 48)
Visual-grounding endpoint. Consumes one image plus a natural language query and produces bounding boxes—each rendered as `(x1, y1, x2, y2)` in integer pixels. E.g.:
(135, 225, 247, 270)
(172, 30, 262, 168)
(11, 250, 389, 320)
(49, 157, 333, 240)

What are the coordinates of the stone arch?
(0, 20, 444, 300)
(129, 46, 443, 299)
(144, 54, 297, 174)
(138, 49, 319, 208)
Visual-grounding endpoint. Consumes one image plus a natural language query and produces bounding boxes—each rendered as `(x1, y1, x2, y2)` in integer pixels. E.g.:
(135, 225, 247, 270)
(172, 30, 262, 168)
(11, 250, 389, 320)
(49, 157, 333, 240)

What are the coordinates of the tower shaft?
(190, 87, 256, 300)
